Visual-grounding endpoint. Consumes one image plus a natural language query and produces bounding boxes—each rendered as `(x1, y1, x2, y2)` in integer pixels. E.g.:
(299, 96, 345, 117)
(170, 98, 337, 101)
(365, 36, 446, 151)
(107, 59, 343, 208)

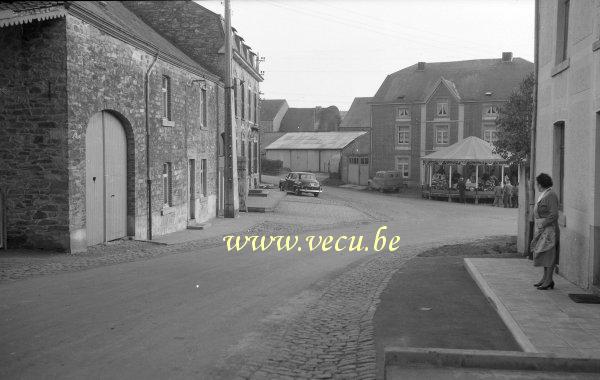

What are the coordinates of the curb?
(464, 258, 537, 353)
(384, 347, 600, 376)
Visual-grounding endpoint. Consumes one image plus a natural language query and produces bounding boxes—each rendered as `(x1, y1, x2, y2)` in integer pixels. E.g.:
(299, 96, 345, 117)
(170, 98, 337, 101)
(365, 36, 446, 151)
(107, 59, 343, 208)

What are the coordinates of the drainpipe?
(145, 52, 159, 240)
(527, 0, 540, 259)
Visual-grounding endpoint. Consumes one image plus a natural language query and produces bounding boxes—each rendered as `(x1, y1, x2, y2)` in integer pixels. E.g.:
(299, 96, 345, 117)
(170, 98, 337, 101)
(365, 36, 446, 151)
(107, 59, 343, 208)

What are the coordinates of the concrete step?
(186, 221, 212, 230)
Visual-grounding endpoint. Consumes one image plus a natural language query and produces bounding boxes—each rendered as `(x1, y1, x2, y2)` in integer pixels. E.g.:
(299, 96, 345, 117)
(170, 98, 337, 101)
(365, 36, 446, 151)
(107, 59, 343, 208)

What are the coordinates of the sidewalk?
(466, 258, 600, 358)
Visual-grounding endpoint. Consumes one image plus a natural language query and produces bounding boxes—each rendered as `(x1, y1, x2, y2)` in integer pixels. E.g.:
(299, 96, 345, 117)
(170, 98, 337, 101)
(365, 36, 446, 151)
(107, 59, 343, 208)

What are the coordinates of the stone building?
(521, 0, 600, 290)
(0, 1, 225, 251)
(123, 0, 264, 189)
(370, 54, 533, 187)
(258, 99, 288, 156)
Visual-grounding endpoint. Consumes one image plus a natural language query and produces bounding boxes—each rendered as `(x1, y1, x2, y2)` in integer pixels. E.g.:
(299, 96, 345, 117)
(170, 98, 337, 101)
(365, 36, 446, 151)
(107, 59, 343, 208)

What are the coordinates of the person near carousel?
(530, 173, 560, 290)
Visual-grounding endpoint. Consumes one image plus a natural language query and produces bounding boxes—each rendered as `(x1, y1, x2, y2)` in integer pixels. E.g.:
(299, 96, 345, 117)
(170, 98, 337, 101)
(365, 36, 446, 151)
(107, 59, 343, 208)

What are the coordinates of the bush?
(261, 158, 283, 175)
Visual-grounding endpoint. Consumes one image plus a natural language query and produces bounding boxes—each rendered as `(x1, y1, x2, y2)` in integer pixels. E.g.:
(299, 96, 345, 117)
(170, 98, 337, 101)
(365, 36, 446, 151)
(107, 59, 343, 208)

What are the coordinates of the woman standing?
(530, 173, 560, 290)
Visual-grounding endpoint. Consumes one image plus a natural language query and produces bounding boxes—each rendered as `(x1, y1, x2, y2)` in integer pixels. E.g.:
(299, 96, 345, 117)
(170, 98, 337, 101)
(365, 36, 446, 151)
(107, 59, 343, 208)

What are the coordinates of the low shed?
(265, 132, 366, 174)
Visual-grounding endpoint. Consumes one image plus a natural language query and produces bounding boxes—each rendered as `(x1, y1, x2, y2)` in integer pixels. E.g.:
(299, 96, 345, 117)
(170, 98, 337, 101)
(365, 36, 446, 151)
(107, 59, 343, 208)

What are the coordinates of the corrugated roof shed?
(260, 99, 287, 122)
(339, 97, 372, 129)
(279, 108, 317, 132)
(265, 132, 366, 150)
(374, 58, 533, 103)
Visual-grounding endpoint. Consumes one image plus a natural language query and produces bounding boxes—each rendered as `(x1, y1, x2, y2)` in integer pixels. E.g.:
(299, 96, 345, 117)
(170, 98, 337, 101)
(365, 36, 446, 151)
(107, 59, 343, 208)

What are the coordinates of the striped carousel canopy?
(421, 136, 507, 165)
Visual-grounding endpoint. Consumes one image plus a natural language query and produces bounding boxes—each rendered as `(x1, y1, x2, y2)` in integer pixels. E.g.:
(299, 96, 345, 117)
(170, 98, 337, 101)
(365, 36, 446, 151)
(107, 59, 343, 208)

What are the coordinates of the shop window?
(553, 121, 565, 210)
(556, 0, 570, 64)
(396, 107, 410, 120)
(436, 101, 448, 118)
(435, 125, 449, 145)
(163, 162, 172, 206)
(162, 76, 172, 121)
(397, 126, 410, 145)
(395, 157, 410, 178)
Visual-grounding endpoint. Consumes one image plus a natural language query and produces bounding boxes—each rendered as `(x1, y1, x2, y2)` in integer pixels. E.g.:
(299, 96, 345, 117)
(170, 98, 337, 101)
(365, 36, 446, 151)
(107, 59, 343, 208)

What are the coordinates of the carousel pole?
(501, 165, 505, 187)
(475, 165, 479, 188)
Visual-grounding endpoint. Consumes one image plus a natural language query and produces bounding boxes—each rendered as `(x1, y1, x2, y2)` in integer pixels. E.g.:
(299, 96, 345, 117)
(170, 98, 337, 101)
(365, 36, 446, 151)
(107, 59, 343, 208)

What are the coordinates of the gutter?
(145, 52, 159, 240)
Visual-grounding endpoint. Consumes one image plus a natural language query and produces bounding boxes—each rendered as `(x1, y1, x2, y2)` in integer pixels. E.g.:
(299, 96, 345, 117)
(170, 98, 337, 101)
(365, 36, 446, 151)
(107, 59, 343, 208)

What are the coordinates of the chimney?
(501, 52, 513, 62)
(417, 62, 426, 71)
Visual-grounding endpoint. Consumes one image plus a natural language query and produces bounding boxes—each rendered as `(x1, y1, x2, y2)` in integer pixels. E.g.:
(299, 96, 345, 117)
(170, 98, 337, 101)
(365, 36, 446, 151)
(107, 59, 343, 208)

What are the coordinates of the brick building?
(520, 0, 600, 290)
(370, 54, 533, 187)
(123, 0, 264, 189)
(0, 1, 226, 252)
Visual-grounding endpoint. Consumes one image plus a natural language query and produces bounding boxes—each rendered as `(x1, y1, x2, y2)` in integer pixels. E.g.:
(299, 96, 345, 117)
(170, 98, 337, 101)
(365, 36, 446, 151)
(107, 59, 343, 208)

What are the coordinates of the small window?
(435, 125, 449, 145)
(395, 157, 410, 178)
(483, 126, 499, 144)
(483, 105, 499, 119)
(436, 102, 448, 118)
(396, 107, 410, 120)
(200, 159, 207, 197)
(163, 162, 172, 206)
(556, 0, 570, 64)
(234, 79, 238, 117)
(241, 82, 245, 120)
(162, 76, 172, 121)
(397, 126, 410, 145)
(554, 122, 565, 209)
(360, 157, 369, 165)
(200, 88, 207, 128)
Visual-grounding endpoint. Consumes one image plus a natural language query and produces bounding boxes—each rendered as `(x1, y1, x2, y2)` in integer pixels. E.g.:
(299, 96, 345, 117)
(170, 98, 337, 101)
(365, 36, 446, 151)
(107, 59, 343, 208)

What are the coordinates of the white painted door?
(85, 111, 127, 246)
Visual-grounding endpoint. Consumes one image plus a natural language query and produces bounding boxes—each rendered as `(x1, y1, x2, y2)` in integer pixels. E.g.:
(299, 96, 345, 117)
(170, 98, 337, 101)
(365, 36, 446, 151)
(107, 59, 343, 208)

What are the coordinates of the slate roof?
(0, 1, 66, 27)
(70, 2, 217, 79)
(265, 132, 367, 150)
(279, 108, 317, 132)
(260, 99, 288, 122)
(373, 58, 533, 103)
(339, 97, 372, 129)
(421, 136, 506, 164)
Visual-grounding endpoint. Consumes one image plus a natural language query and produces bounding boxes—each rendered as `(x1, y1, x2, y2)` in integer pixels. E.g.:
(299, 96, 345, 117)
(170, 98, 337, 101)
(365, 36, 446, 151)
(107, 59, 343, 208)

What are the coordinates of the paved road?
(0, 186, 517, 379)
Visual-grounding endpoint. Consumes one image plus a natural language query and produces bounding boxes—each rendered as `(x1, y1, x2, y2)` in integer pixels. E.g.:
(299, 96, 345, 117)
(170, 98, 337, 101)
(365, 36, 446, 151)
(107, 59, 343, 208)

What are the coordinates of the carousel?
(421, 136, 508, 203)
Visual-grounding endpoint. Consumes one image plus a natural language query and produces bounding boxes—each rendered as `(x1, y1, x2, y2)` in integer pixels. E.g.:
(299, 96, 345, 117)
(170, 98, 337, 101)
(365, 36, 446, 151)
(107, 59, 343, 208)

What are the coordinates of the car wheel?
(313, 193, 319, 197)
(295, 187, 301, 196)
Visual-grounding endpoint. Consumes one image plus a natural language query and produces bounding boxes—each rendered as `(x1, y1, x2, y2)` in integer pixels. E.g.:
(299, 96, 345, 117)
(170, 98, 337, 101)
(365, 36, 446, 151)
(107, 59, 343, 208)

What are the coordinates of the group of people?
(493, 180, 518, 208)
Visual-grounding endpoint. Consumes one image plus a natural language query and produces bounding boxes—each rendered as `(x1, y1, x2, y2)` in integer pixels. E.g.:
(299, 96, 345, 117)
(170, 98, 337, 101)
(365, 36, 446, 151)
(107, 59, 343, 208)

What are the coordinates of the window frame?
(556, 0, 570, 65)
(396, 107, 411, 121)
(435, 125, 450, 145)
(163, 162, 173, 207)
(436, 101, 449, 118)
(395, 156, 410, 178)
(162, 75, 172, 121)
(482, 124, 499, 144)
(396, 125, 411, 145)
(200, 159, 207, 197)
(200, 88, 207, 129)
(483, 104, 499, 120)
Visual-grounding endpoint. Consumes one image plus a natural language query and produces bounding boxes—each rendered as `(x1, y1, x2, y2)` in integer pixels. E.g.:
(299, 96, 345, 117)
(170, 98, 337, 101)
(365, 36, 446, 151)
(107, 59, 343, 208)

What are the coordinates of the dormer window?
(483, 105, 499, 119)
(396, 107, 410, 120)
(436, 101, 448, 118)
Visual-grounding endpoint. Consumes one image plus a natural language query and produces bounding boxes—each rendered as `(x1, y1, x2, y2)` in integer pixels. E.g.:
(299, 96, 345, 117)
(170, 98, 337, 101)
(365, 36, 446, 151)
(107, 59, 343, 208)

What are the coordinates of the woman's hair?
(536, 173, 553, 189)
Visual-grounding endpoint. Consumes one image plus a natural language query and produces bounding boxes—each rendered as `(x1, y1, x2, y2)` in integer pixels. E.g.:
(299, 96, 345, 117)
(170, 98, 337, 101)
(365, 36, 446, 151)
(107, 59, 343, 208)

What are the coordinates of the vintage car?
(367, 170, 405, 192)
(279, 172, 322, 197)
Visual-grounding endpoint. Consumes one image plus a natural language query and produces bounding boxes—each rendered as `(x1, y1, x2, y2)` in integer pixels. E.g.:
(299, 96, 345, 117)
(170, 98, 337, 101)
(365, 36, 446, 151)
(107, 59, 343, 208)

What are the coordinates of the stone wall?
(64, 15, 220, 251)
(0, 18, 70, 250)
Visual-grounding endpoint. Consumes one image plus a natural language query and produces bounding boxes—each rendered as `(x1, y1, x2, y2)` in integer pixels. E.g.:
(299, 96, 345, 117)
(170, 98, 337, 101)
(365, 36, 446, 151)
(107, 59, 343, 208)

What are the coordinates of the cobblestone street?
(0, 186, 517, 379)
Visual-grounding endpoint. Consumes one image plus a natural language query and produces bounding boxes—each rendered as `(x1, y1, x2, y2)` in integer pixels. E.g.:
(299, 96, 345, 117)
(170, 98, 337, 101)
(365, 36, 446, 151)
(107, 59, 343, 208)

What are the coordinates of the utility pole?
(223, 0, 239, 217)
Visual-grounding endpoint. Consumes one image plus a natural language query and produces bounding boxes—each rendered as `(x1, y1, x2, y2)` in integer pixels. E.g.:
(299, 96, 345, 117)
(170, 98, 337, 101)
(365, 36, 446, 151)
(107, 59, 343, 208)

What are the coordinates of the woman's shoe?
(533, 281, 544, 287)
(537, 281, 555, 290)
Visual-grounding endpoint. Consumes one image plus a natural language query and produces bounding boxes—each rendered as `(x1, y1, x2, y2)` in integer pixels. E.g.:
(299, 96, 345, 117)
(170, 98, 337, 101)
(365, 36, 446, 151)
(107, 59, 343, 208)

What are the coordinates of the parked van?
(367, 171, 405, 192)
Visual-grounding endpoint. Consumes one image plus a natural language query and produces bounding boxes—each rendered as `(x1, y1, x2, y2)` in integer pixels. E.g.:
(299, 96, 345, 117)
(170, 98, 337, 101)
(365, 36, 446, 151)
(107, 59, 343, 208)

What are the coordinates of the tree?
(493, 72, 534, 165)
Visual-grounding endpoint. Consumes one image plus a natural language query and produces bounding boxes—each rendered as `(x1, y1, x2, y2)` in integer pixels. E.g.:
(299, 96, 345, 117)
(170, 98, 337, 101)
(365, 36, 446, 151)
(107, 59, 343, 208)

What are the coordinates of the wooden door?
(85, 111, 127, 246)
(103, 112, 127, 241)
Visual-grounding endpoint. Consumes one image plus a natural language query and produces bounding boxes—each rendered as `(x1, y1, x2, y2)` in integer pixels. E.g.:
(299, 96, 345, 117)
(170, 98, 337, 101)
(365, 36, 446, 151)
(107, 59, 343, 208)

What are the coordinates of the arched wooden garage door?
(85, 111, 127, 246)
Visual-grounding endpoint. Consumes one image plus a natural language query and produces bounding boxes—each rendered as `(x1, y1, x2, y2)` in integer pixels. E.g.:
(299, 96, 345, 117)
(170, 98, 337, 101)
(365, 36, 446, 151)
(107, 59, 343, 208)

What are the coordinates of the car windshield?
(299, 174, 316, 180)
